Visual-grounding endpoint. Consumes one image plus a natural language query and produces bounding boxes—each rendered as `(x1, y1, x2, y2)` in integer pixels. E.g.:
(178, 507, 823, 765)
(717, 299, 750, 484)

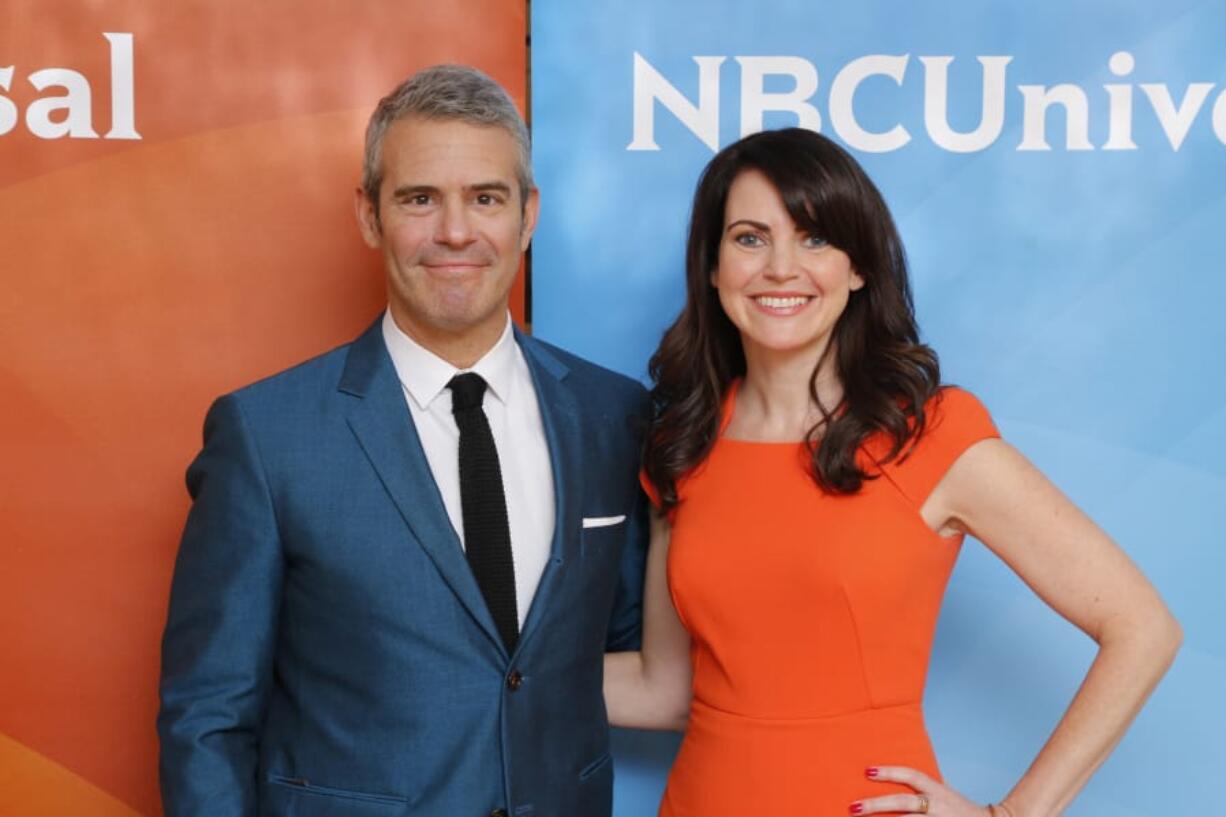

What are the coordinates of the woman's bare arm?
(929, 438, 1182, 816)
(603, 510, 693, 731)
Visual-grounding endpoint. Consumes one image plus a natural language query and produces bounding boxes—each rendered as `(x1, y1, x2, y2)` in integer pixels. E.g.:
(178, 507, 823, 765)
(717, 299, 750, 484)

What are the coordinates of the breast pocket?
(579, 514, 627, 564)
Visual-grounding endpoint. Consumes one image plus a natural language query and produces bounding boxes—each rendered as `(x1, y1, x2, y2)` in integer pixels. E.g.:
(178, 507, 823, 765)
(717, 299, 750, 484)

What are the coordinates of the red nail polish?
(849, 804, 864, 815)
(865, 766, 878, 778)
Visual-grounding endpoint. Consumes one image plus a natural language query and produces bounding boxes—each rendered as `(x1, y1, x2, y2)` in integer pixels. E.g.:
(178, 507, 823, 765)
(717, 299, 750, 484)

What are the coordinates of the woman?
(603, 128, 1181, 816)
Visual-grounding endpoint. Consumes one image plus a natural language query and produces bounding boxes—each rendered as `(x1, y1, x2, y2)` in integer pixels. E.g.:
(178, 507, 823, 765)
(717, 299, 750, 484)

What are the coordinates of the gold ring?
(916, 794, 929, 814)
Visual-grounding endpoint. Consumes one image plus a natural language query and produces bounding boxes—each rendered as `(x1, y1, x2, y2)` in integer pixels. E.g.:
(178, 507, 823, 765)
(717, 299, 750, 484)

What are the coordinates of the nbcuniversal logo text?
(628, 52, 1226, 153)
(1, 33, 139, 140)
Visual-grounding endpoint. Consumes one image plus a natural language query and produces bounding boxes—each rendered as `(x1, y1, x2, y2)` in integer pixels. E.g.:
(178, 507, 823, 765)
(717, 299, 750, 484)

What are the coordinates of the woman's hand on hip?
(850, 765, 996, 816)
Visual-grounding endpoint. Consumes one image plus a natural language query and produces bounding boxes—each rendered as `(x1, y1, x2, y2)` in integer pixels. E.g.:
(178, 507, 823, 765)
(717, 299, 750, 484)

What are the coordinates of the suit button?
(490, 810, 509, 817)
(506, 670, 523, 691)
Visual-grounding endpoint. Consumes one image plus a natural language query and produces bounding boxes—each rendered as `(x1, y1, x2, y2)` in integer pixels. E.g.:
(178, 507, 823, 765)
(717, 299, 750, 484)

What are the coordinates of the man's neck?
(387, 305, 511, 370)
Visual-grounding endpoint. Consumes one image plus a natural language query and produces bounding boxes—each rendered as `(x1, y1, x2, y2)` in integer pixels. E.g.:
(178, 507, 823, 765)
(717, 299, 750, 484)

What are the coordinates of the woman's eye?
(803, 234, 828, 248)
(734, 233, 763, 247)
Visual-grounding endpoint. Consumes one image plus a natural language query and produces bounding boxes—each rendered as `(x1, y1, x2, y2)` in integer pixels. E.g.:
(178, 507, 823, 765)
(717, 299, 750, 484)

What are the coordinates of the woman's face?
(712, 169, 864, 361)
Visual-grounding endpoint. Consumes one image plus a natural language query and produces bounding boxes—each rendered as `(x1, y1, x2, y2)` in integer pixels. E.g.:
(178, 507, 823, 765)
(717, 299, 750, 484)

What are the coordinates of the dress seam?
(688, 696, 921, 723)
(838, 579, 878, 708)
(861, 445, 964, 549)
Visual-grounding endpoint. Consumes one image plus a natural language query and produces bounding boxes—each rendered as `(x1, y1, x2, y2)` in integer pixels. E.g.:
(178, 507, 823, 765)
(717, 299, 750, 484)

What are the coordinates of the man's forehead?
(385, 116, 518, 155)
(381, 117, 519, 181)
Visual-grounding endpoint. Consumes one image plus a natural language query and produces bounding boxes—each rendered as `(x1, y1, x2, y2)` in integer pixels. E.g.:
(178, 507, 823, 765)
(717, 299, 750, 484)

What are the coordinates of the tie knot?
(448, 372, 487, 412)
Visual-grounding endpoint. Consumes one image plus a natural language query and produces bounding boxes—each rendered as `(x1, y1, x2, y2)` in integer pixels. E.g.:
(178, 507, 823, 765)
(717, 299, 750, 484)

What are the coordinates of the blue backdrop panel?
(532, 2, 1225, 814)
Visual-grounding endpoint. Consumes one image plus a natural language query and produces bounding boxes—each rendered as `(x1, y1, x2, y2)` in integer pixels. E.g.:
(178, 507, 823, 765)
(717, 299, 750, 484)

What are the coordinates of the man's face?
(356, 117, 538, 359)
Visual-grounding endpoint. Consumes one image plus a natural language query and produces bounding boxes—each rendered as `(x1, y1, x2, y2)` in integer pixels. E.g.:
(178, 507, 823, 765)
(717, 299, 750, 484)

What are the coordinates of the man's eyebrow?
(725, 219, 770, 233)
(470, 181, 513, 194)
(390, 184, 438, 199)
(389, 182, 513, 199)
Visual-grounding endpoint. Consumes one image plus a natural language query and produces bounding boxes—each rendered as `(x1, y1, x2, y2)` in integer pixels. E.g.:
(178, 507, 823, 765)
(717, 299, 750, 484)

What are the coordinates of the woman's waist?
(667, 698, 942, 813)
(682, 696, 937, 763)
(687, 694, 925, 725)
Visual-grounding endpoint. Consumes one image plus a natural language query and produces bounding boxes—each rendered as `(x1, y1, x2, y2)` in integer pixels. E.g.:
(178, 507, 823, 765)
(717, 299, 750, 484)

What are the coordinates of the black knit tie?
(448, 372, 518, 652)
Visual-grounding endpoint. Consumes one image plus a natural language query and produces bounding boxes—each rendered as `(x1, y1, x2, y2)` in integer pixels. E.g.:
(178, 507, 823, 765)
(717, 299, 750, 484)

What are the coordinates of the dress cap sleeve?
(885, 387, 999, 506)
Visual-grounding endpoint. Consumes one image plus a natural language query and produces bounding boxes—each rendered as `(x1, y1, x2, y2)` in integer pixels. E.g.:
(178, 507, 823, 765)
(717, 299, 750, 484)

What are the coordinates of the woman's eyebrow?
(725, 219, 770, 233)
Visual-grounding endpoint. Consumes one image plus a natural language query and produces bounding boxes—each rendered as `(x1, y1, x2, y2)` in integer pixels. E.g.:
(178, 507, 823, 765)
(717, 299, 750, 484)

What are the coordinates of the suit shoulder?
(191, 336, 363, 459)
(225, 341, 352, 407)
(521, 335, 647, 408)
(208, 317, 386, 436)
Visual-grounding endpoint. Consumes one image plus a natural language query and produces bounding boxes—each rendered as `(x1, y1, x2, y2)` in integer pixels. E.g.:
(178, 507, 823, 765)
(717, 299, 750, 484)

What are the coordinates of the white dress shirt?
(381, 310, 555, 630)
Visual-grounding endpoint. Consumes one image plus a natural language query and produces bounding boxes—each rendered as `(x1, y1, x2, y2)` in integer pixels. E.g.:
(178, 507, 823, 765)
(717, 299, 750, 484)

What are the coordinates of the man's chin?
(401, 303, 509, 338)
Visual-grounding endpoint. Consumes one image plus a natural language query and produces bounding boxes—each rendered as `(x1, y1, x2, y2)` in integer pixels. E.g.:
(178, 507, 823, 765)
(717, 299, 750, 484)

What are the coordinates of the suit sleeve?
(158, 394, 283, 816)
(605, 387, 650, 652)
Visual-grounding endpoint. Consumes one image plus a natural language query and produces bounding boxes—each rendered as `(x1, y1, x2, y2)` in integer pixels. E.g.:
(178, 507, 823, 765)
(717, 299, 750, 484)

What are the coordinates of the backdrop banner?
(531, 2, 1224, 814)
(0, 2, 524, 813)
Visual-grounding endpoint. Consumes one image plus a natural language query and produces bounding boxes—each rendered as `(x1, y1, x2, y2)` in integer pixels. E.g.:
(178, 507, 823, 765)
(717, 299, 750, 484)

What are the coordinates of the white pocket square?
(582, 515, 626, 529)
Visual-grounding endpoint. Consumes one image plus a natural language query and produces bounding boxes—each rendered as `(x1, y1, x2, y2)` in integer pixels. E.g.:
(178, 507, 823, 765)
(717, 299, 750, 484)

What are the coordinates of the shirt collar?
(381, 308, 517, 411)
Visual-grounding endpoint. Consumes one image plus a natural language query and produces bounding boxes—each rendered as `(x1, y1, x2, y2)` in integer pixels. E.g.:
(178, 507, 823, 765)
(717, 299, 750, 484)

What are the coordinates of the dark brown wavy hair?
(643, 128, 941, 509)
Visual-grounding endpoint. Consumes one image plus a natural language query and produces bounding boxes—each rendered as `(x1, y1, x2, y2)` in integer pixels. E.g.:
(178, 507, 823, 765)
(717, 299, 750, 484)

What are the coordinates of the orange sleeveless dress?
(653, 385, 998, 817)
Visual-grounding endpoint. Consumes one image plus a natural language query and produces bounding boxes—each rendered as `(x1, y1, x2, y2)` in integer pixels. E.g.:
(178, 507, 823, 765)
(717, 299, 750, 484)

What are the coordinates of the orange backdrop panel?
(0, 3, 526, 814)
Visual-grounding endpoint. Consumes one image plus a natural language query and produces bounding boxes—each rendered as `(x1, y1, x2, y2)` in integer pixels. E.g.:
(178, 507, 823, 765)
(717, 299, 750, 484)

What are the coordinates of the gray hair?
(361, 64, 533, 211)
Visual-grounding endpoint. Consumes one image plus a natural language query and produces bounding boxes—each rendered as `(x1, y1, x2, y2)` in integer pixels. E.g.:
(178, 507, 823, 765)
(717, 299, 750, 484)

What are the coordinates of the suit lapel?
(514, 331, 585, 654)
(339, 320, 504, 654)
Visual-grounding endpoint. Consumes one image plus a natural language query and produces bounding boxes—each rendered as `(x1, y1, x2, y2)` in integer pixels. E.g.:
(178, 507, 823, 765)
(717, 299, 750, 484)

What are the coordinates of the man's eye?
(409, 194, 431, 206)
(475, 193, 501, 206)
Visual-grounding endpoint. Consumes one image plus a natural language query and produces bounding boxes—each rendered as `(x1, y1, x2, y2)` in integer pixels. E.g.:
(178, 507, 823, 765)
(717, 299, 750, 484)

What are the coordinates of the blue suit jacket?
(158, 319, 649, 817)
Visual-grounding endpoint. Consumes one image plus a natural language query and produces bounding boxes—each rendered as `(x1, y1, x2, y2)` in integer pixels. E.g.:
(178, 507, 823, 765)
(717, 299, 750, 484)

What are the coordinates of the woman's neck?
(731, 343, 843, 441)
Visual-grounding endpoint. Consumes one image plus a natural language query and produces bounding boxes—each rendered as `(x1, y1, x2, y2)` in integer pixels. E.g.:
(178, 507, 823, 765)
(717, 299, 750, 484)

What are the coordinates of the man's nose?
(435, 199, 476, 247)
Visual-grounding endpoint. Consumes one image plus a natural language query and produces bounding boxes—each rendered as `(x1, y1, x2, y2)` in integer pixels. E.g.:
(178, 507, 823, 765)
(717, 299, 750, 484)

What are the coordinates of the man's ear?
(354, 187, 381, 249)
(519, 187, 541, 251)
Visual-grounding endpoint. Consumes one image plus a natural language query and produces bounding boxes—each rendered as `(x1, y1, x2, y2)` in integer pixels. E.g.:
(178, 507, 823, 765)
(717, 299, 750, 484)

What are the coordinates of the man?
(158, 65, 649, 817)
